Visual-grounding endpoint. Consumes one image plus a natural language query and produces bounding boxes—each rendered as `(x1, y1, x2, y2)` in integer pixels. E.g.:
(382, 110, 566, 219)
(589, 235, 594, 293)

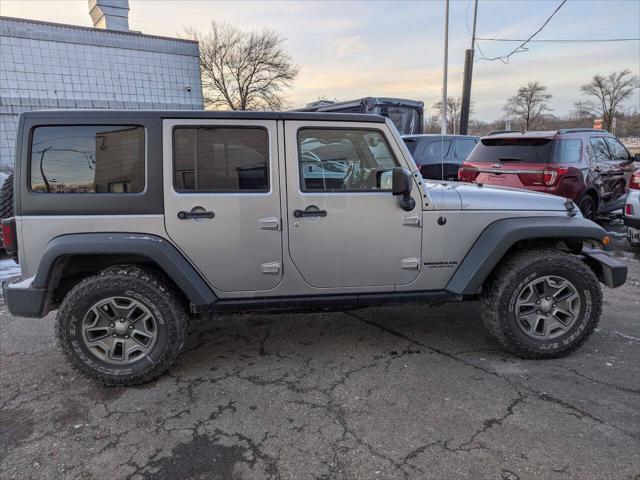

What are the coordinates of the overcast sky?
(2, 0, 639, 120)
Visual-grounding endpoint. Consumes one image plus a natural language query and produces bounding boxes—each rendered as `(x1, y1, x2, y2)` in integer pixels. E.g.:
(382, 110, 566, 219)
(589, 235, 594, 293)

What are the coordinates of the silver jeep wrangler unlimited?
(3, 110, 627, 386)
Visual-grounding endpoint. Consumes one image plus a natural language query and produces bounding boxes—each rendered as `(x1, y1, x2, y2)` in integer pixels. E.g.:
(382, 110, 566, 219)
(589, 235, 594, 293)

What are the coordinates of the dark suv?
(403, 134, 479, 180)
(458, 129, 638, 219)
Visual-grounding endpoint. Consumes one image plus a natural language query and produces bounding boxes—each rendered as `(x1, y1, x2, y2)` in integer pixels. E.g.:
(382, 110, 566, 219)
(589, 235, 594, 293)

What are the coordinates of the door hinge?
(402, 214, 422, 227)
(259, 217, 281, 231)
(261, 262, 281, 275)
(401, 257, 421, 270)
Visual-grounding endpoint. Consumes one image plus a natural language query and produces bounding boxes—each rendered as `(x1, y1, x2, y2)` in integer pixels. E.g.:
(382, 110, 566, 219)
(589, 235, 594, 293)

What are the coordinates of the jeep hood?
(454, 183, 568, 211)
(427, 182, 569, 211)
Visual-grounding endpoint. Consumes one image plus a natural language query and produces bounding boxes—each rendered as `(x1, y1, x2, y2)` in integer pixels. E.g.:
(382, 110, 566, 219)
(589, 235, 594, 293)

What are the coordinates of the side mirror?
(391, 167, 415, 211)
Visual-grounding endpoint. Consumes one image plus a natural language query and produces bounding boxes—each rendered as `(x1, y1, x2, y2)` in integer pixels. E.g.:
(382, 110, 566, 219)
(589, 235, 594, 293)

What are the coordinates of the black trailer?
(294, 97, 424, 135)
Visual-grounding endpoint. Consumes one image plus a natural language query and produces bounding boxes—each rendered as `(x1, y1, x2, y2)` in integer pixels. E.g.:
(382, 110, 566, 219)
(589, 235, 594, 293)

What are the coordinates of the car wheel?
(481, 248, 602, 359)
(56, 266, 187, 386)
(577, 194, 596, 220)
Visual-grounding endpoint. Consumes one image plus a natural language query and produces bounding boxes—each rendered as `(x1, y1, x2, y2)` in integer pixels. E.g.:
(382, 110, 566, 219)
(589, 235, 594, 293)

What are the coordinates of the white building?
(0, 0, 203, 168)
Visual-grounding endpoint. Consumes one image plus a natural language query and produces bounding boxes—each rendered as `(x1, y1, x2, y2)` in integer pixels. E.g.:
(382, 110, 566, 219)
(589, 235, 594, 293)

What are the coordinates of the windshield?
(467, 138, 553, 163)
(418, 139, 452, 165)
(374, 106, 421, 135)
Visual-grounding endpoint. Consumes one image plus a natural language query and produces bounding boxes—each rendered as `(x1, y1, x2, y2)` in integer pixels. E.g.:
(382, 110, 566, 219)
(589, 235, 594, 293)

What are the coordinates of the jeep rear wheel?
(0, 173, 13, 246)
(480, 248, 602, 358)
(56, 267, 187, 386)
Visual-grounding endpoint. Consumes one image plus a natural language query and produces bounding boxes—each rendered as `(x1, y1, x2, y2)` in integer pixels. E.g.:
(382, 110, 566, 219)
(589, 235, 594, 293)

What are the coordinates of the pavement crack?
(345, 311, 640, 441)
(457, 393, 527, 450)
(552, 363, 640, 394)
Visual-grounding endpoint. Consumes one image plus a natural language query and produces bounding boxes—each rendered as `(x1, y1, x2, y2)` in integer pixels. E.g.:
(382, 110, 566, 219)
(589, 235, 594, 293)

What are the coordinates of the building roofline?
(0, 15, 198, 44)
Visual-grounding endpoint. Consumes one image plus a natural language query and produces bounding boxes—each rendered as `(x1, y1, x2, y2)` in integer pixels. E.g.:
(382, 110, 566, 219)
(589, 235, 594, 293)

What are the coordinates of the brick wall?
(0, 16, 204, 168)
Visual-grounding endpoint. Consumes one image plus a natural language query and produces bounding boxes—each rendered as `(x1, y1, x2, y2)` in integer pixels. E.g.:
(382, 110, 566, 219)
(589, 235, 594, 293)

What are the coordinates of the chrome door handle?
(259, 217, 281, 230)
(177, 210, 215, 220)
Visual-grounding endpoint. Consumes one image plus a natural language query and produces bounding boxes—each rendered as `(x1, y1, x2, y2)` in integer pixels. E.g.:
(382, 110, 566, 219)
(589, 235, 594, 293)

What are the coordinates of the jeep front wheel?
(56, 267, 187, 386)
(480, 248, 602, 358)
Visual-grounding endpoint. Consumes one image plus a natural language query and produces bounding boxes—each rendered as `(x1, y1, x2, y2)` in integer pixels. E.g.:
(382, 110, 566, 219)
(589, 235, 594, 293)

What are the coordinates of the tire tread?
(55, 266, 188, 386)
(481, 248, 602, 359)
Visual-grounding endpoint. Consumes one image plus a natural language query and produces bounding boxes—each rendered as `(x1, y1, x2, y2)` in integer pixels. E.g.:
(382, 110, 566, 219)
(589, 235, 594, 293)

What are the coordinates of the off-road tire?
(56, 266, 188, 386)
(0, 173, 13, 229)
(480, 248, 602, 359)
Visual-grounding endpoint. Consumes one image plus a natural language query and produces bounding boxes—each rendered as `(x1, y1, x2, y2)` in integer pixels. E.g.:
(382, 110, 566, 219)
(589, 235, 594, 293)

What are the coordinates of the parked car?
(458, 129, 638, 220)
(624, 169, 640, 245)
(2, 110, 627, 386)
(403, 134, 479, 180)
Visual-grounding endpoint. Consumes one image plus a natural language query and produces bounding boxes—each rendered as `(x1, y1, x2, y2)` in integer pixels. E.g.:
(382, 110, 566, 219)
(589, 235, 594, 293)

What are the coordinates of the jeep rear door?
(163, 119, 283, 293)
(284, 121, 422, 288)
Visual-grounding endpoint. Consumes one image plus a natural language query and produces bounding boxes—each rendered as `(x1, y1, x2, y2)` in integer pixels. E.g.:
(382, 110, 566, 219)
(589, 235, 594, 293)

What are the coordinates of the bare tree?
(575, 70, 639, 132)
(186, 22, 299, 110)
(503, 82, 552, 130)
(432, 97, 473, 134)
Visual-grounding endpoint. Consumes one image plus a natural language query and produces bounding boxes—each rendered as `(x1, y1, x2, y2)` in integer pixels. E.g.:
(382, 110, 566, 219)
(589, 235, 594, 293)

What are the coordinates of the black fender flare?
(32, 233, 217, 307)
(446, 216, 608, 295)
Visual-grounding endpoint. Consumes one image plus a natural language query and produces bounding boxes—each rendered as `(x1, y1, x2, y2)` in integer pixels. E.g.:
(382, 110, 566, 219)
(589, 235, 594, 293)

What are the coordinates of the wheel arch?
(446, 216, 608, 296)
(33, 233, 217, 314)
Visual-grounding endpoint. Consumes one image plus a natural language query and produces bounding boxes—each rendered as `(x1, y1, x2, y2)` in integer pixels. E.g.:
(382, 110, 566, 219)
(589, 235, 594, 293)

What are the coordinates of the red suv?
(458, 129, 638, 219)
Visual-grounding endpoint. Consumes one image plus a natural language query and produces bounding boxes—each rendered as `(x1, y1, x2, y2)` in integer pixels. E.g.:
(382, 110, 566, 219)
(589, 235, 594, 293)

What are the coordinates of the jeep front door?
(284, 121, 422, 288)
(163, 120, 282, 293)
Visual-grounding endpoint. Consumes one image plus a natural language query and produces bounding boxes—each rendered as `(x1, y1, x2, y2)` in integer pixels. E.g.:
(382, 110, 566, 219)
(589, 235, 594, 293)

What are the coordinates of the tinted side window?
(453, 138, 477, 162)
(30, 125, 145, 193)
(589, 137, 611, 163)
(298, 129, 398, 192)
(552, 139, 582, 163)
(604, 137, 630, 161)
(418, 139, 452, 164)
(173, 127, 269, 192)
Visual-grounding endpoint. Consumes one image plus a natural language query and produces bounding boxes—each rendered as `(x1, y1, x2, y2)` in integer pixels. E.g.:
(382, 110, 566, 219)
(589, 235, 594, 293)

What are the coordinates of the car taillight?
(1, 218, 18, 261)
(626, 204, 634, 216)
(543, 167, 569, 186)
(630, 173, 640, 190)
(517, 172, 544, 186)
(458, 166, 479, 182)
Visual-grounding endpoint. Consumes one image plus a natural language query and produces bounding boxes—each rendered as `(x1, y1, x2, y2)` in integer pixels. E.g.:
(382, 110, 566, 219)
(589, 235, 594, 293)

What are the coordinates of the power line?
(476, 37, 640, 43)
(476, 0, 567, 63)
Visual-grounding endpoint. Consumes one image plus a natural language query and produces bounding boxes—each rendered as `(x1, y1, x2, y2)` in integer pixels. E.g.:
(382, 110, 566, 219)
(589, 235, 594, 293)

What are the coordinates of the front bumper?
(581, 247, 627, 288)
(2, 276, 50, 318)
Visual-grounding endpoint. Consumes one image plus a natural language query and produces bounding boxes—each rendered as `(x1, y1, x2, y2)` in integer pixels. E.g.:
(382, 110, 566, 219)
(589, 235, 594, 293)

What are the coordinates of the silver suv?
(2, 110, 628, 386)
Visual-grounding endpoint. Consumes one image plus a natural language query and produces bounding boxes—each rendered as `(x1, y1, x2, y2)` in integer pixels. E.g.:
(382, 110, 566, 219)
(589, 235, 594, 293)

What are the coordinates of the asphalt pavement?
(1, 224, 639, 480)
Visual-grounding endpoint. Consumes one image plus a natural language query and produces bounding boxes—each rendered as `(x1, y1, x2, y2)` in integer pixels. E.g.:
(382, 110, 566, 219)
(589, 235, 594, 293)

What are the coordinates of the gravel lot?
(1, 226, 639, 480)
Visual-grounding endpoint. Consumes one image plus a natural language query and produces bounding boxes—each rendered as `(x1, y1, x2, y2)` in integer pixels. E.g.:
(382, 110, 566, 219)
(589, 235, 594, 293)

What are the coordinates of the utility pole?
(459, 0, 478, 135)
(38, 146, 53, 193)
(441, 0, 450, 135)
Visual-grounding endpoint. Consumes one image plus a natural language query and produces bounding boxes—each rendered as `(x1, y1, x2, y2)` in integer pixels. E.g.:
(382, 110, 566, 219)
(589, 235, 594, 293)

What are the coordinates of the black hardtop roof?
(21, 110, 387, 124)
